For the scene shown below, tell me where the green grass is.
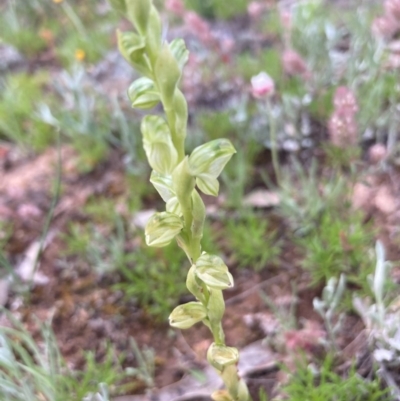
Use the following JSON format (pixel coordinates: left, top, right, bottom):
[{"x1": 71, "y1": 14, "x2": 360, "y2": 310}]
[
  {"x1": 114, "y1": 240, "x2": 188, "y2": 321},
  {"x1": 282, "y1": 354, "x2": 390, "y2": 401},
  {"x1": 0, "y1": 311, "x2": 130, "y2": 401},
  {"x1": 0, "y1": 73, "x2": 55, "y2": 150},
  {"x1": 183, "y1": 0, "x2": 248, "y2": 19},
  {"x1": 226, "y1": 210, "x2": 281, "y2": 272},
  {"x1": 296, "y1": 209, "x2": 374, "y2": 290}
]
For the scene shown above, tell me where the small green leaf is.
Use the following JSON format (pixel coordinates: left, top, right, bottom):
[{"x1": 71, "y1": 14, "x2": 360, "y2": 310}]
[
  {"x1": 145, "y1": 212, "x2": 183, "y2": 247},
  {"x1": 155, "y1": 43, "x2": 181, "y2": 107},
  {"x1": 145, "y1": 6, "x2": 162, "y2": 63},
  {"x1": 126, "y1": 0, "x2": 151, "y2": 35},
  {"x1": 128, "y1": 77, "x2": 160, "y2": 109},
  {"x1": 169, "y1": 302, "x2": 207, "y2": 329}
]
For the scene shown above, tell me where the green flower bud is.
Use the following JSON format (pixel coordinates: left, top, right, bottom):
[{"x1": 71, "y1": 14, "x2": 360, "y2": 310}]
[
  {"x1": 145, "y1": 212, "x2": 183, "y2": 247},
  {"x1": 141, "y1": 115, "x2": 178, "y2": 174},
  {"x1": 211, "y1": 390, "x2": 234, "y2": 401},
  {"x1": 189, "y1": 139, "x2": 236, "y2": 196},
  {"x1": 117, "y1": 30, "x2": 150, "y2": 77},
  {"x1": 195, "y1": 253, "x2": 233, "y2": 290},
  {"x1": 128, "y1": 77, "x2": 160, "y2": 109},
  {"x1": 169, "y1": 38, "x2": 189, "y2": 71},
  {"x1": 155, "y1": 43, "x2": 181, "y2": 107},
  {"x1": 126, "y1": 0, "x2": 151, "y2": 35},
  {"x1": 207, "y1": 343, "x2": 239, "y2": 372},
  {"x1": 169, "y1": 301, "x2": 207, "y2": 329}
]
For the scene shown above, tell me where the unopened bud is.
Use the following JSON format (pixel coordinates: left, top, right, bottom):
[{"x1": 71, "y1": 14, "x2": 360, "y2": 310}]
[
  {"x1": 195, "y1": 253, "x2": 233, "y2": 290},
  {"x1": 145, "y1": 212, "x2": 183, "y2": 247},
  {"x1": 207, "y1": 343, "x2": 239, "y2": 372},
  {"x1": 282, "y1": 49, "x2": 308, "y2": 77},
  {"x1": 251, "y1": 71, "x2": 274, "y2": 98},
  {"x1": 128, "y1": 77, "x2": 160, "y2": 109},
  {"x1": 369, "y1": 143, "x2": 387, "y2": 164},
  {"x1": 169, "y1": 302, "x2": 207, "y2": 329}
]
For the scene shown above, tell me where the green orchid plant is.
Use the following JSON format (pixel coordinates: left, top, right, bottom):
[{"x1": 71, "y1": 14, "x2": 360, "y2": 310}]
[{"x1": 111, "y1": 0, "x2": 250, "y2": 400}]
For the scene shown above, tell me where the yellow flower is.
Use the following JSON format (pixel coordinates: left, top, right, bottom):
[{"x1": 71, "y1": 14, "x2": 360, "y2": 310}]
[
  {"x1": 75, "y1": 49, "x2": 85, "y2": 61},
  {"x1": 53, "y1": 0, "x2": 63, "y2": 3}
]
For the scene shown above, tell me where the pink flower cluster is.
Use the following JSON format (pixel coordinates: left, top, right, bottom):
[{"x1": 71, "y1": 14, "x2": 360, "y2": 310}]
[
  {"x1": 328, "y1": 87, "x2": 359, "y2": 147},
  {"x1": 247, "y1": 2, "x2": 267, "y2": 19},
  {"x1": 165, "y1": 0, "x2": 233, "y2": 62},
  {"x1": 282, "y1": 49, "x2": 309, "y2": 79},
  {"x1": 372, "y1": 0, "x2": 400, "y2": 39},
  {"x1": 284, "y1": 321, "x2": 325, "y2": 352}
]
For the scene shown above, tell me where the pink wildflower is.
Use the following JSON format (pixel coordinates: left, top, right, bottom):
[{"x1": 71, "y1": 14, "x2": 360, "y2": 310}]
[
  {"x1": 385, "y1": 0, "x2": 400, "y2": 22},
  {"x1": 184, "y1": 11, "x2": 212, "y2": 44},
  {"x1": 247, "y1": 2, "x2": 266, "y2": 19},
  {"x1": 282, "y1": 49, "x2": 309, "y2": 78},
  {"x1": 333, "y1": 86, "x2": 358, "y2": 115},
  {"x1": 280, "y1": 10, "x2": 292, "y2": 31},
  {"x1": 285, "y1": 321, "x2": 325, "y2": 352},
  {"x1": 372, "y1": 15, "x2": 399, "y2": 39},
  {"x1": 369, "y1": 143, "x2": 387, "y2": 164},
  {"x1": 165, "y1": 0, "x2": 185, "y2": 16},
  {"x1": 251, "y1": 72, "x2": 275, "y2": 98},
  {"x1": 328, "y1": 87, "x2": 359, "y2": 147},
  {"x1": 328, "y1": 112, "x2": 358, "y2": 147}
]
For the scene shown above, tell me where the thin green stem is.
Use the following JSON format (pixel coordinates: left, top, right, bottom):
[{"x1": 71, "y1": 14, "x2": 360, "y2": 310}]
[
  {"x1": 266, "y1": 99, "x2": 281, "y2": 186},
  {"x1": 165, "y1": 107, "x2": 185, "y2": 162}
]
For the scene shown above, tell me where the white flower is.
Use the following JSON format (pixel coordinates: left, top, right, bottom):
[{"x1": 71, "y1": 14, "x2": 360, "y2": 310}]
[{"x1": 251, "y1": 71, "x2": 274, "y2": 98}]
